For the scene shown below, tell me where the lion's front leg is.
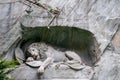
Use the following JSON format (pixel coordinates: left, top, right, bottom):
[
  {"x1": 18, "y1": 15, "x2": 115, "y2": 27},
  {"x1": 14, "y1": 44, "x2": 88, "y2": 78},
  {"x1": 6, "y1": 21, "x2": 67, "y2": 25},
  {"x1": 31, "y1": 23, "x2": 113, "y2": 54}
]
[{"x1": 38, "y1": 57, "x2": 53, "y2": 74}]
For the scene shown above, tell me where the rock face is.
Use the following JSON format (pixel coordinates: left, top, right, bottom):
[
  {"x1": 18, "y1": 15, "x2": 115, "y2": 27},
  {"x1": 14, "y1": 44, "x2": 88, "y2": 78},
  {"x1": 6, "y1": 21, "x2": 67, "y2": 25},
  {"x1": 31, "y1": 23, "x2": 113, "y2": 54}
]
[
  {"x1": 11, "y1": 64, "x2": 93, "y2": 80},
  {"x1": 20, "y1": 25, "x2": 101, "y2": 66},
  {"x1": 0, "y1": 0, "x2": 119, "y2": 54},
  {"x1": 10, "y1": 64, "x2": 38, "y2": 80},
  {"x1": 10, "y1": 44, "x2": 94, "y2": 80},
  {"x1": 93, "y1": 50, "x2": 120, "y2": 80},
  {"x1": 112, "y1": 27, "x2": 120, "y2": 54},
  {"x1": 41, "y1": 64, "x2": 93, "y2": 79},
  {"x1": 0, "y1": 0, "x2": 120, "y2": 80}
]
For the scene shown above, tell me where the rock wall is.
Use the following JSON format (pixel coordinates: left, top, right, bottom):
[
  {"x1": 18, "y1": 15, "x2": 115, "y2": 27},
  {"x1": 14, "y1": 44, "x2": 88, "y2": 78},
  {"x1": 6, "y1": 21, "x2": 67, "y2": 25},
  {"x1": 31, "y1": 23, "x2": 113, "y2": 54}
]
[
  {"x1": 0, "y1": 0, "x2": 120, "y2": 80},
  {"x1": 0, "y1": 0, "x2": 120, "y2": 53}
]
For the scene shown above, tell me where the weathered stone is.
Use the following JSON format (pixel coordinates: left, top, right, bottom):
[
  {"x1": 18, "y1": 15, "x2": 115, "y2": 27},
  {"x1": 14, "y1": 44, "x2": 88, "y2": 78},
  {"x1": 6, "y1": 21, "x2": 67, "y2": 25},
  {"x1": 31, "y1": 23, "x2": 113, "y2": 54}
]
[
  {"x1": 10, "y1": 64, "x2": 39, "y2": 80},
  {"x1": 112, "y1": 27, "x2": 120, "y2": 54},
  {"x1": 92, "y1": 49, "x2": 120, "y2": 80},
  {"x1": 15, "y1": 45, "x2": 25, "y2": 64},
  {"x1": 65, "y1": 62, "x2": 85, "y2": 70},
  {"x1": 10, "y1": 63, "x2": 93, "y2": 80},
  {"x1": 0, "y1": 0, "x2": 119, "y2": 54},
  {"x1": 0, "y1": 0, "x2": 120, "y2": 80},
  {"x1": 40, "y1": 63, "x2": 93, "y2": 79},
  {"x1": 65, "y1": 51, "x2": 81, "y2": 61},
  {"x1": 20, "y1": 25, "x2": 100, "y2": 66},
  {"x1": 25, "y1": 61, "x2": 42, "y2": 68}
]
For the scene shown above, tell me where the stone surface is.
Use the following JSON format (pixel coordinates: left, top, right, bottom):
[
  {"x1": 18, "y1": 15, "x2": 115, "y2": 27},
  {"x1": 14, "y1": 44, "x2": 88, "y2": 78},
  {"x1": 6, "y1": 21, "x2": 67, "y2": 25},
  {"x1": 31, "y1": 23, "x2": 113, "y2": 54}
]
[
  {"x1": 41, "y1": 64, "x2": 93, "y2": 79},
  {"x1": 10, "y1": 63, "x2": 93, "y2": 80},
  {"x1": 112, "y1": 27, "x2": 120, "y2": 54},
  {"x1": 10, "y1": 64, "x2": 39, "y2": 80},
  {"x1": 93, "y1": 49, "x2": 120, "y2": 80},
  {"x1": 0, "y1": 0, "x2": 120, "y2": 80},
  {"x1": 10, "y1": 42, "x2": 93, "y2": 80},
  {"x1": 25, "y1": 61, "x2": 42, "y2": 68},
  {"x1": 0, "y1": 0, "x2": 120, "y2": 54}
]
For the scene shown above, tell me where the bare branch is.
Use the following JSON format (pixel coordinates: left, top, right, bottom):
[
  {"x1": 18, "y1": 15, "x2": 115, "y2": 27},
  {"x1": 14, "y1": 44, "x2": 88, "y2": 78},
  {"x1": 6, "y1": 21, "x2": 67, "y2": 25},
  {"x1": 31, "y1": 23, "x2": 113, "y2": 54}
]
[
  {"x1": 48, "y1": 15, "x2": 56, "y2": 26},
  {"x1": 26, "y1": 0, "x2": 47, "y2": 10},
  {"x1": 25, "y1": 0, "x2": 60, "y2": 15},
  {"x1": 25, "y1": 0, "x2": 61, "y2": 27}
]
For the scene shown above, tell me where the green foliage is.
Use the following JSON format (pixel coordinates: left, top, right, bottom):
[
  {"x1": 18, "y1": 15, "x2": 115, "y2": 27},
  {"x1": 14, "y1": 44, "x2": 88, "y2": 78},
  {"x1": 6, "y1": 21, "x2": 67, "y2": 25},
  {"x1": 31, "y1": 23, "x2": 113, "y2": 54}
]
[{"x1": 0, "y1": 59, "x2": 18, "y2": 80}]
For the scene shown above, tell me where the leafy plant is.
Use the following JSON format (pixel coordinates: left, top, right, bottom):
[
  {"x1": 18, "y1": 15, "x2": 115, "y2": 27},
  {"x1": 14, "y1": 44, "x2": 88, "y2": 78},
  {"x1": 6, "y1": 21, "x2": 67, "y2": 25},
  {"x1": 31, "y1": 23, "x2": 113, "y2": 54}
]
[{"x1": 0, "y1": 59, "x2": 19, "y2": 80}]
